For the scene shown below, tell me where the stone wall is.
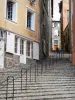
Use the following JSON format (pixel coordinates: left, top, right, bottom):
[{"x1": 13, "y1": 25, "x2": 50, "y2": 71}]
[{"x1": 4, "y1": 53, "x2": 20, "y2": 68}]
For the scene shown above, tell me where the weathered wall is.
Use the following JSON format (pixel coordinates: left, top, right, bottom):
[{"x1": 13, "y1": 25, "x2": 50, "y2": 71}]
[
  {"x1": 60, "y1": 0, "x2": 69, "y2": 49},
  {"x1": 62, "y1": 0, "x2": 69, "y2": 31},
  {"x1": 4, "y1": 53, "x2": 20, "y2": 68},
  {"x1": 72, "y1": 0, "x2": 75, "y2": 65},
  {"x1": 39, "y1": 0, "x2": 52, "y2": 59}
]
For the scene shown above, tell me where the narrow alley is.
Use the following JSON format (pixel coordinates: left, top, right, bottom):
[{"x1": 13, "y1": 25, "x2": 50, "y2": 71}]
[{"x1": 0, "y1": 0, "x2": 75, "y2": 100}]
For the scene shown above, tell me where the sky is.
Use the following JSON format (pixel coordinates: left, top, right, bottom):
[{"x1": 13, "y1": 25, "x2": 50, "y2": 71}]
[{"x1": 52, "y1": 0, "x2": 62, "y2": 21}]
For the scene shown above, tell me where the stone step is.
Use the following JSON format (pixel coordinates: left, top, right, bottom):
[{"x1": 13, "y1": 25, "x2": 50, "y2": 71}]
[
  {"x1": 0, "y1": 58, "x2": 74, "y2": 100},
  {"x1": 1, "y1": 90, "x2": 75, "y2": 100}
]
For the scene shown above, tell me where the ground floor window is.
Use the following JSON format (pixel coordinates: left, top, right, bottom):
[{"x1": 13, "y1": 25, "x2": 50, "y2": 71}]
[
  {"x1": 26, "y1": 41, "x2": 33, "y2": 58},
  {"x1": 27, "y1": 41, "x2": 31, "y2": 57},
  {"x1": 15, "y1": 36, "x2": 18, "y2": 53},
  {"x1": 20, "y1": 39, "x2": 24, "y2": 55}
]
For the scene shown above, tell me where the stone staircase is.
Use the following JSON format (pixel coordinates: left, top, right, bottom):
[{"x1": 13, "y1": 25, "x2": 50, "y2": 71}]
[{"x1": 0, "y1": 55, "x2": 75, "y2": 100}]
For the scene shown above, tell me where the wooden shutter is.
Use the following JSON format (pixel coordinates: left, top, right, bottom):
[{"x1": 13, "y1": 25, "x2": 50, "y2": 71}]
[
  {"x1": 6, "y1": 32, "x2": 15, "y2": 53},
  {"x1": 33, "y1": 42, "x2": 39, "y2": 60}
]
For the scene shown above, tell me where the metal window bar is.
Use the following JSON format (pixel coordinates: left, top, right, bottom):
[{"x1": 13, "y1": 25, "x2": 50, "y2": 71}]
[{"x1": 6, "y1": 76, "x2": 14, "y2": 100}]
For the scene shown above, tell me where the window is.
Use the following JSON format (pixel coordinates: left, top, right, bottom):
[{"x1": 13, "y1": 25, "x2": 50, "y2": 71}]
[
  {"x1": 27, "y1": 41, "x2": 30, "y2": 57},
  {"x1": 28, "y1": 0, "x2": 36, "y2": 4},
  {"x1": 26, "y1": 41, "x2": 32, "y2": 57},
  {"x1": 6, "y1": 0, "x2": 17, "y2": 22},
  {"x1": 54, "y1": 40, "x2": 58, "y2": 45},
  {"x1": 20, "y1": 39, "x2": 24, "y2": 54},
  {"x1": 27, "y1": 10, "x2": 35, "y2": 30},
  {"x1": 27, "y1": 12, "x2": 32, "y2": 29},
  {"x1": 54, "y1": 22, "x2": 57, "y2": 27},
  {"x1": 15, "y1": 36, "x2": 18, "y2": 53},
  {"x1": 7, "y1": 1, "x2": 13, "y2": 20}
]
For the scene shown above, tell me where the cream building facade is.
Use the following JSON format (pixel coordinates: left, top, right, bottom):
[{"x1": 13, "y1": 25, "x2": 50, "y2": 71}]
[{"x1": 0, "y1": 0, "x2": 40, "y2": 68}]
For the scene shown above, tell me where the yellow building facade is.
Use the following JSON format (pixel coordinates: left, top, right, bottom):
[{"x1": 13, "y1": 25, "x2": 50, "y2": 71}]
[
  {"x1": 0, "y1": 0, "x2": 39, "y2": 41},
  {"x1": 0, "y1": 0, "x2": 40, "y2": 68}
]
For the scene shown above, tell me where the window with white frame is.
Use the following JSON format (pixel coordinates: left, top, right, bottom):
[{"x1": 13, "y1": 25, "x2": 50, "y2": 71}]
[
  {"x1": 6, "y1": 0, "x2": 17, "y2": 22},
  {"x1": 54, "y1": 40, "x2": 58, "y2": 45},
  {"x1": 26, "y1": 41, "x2": 32, "y2": 57},
  {"x1": 27, "y1": 10, "x2": 35, "y2": 30},
  {"x1": 15, "y1": 36, "x2": 18, "y2": 53},
  {"x1": 20, "y1": 39, "x2": 24, "y2": 55}
]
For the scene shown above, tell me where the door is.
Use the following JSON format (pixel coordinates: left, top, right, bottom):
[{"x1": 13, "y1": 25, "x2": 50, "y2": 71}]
[
  {"x1": 20, "y1": 40, "x2": 26, "y2": 64},
  {"x1": 0, "y1": 40, "x2": 4, "y2": 68}
]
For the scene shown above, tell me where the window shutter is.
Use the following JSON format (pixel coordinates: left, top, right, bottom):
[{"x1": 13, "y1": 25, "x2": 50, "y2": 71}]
[
  {"x1": 13, "y1": 2, "x2": 17, "y2": 22},
  {"x1": 20, "y1": 40, "x2": 26, "y2": 64},
  {"x1": 6, "y1": 32, "x2": 15, "y2": 53},
  {"x1": 31, "y1": 14, "x2": 35, "y2": 30},
  {"x1": 33, "y1": 42, "x2": 39, "y2": 60}
]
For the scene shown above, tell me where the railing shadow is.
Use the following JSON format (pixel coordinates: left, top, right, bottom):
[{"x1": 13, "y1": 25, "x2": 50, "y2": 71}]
[{"x1": 2, "y1": 51, "x2": 66, "y2": 100}]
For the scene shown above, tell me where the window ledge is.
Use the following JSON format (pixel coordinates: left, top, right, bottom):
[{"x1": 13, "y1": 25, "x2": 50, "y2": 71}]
[
  {"x1": 6, "y1": 18, "x2": 17, "y2": 24},
  {"x1": 13, "y1": 53, "x2": 20, "y2": 56},
  {"x1": 26, "y1": 27, "x2": 35, "y2": 32}
]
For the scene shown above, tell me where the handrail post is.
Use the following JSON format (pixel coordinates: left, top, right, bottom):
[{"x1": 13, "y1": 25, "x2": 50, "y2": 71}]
[
  {"x1": 21, "y1": 68, "x2": 27, "y2": 90},
  {"x1": 6, "y1": 76, "x2": 14, "y2": 100},
  {"x1": 37, "y1": 61, "x2": 38, "y2": 76},
  {"x1": 56, "y1": 52, "x2": 57, "y2": 64},
  {"x1": 41, "y1": 62, "x2": 43, "y2": 76},
  {"x1": 26, "y1": 70, "x2": 27, "y2": 90},
  {"x1": 47, "y1": 58, "x2": 48, "y2": 69},
  {"x1": 35, "y1": 63, "x2": 36, "y2": 82},
  {"x1": 51, "y1": 55, "x2": 52, "y2": 66},
  {"x1": 49, "y1": 58, "x2": 51, "y2": 68},
  {"x1": 61, "y1": 51, "x2": 62, "y2": 60},
  {"x1": 12, "y1": 77, "x2": 14, "y2": 100},
  {"x1": 45, "y1": 59, "x2": 47, "y2": 70},
  {"x1": 30, "y1": 65, "x2": 31, "y2": 83},
  {"x1": 6, "y1": 77, "x2": 8, "y2": 100},
  {"x1": 21, "y1": 69, "x2": 22, "y2": 91}
]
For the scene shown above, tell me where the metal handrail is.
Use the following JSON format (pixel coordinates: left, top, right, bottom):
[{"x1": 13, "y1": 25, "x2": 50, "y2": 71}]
[
  {"x1": 35, "y1": 63, "x2": 37, "y2": 82},
  {"x1": 1, "y1": 53, "x2": 66, "y2": 100},
  {"x1": 6, "y1": 76, "x2": 14, "y2": 100},
  {"x1": 21, "y1": 68, "x2": 27, "y2": 90}
]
